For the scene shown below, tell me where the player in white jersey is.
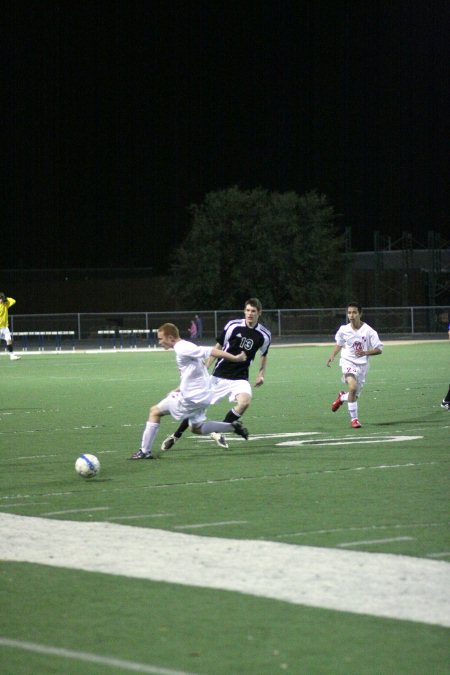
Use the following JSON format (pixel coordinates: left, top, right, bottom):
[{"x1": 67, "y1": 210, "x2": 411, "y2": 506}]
[
  {"x1": 161, "y1": 297, "x2": 271, "y2": 450},
  {"x1": 326, "y1": 302, "x2": 383, "y2": 428},
  {"x1": 129, "y1": 323, "x2": 249, "y2": 459}
]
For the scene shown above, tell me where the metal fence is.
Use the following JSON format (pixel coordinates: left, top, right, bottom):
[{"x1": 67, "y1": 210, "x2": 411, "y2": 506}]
[{"x1": 7, "y1": 306, "x2": 449, "y2": 351}]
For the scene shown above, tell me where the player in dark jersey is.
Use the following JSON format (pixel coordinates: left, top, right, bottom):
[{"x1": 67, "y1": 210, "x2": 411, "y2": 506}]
[{"x1": 161, "y1": 298, "x2": 271, "y2": 450}]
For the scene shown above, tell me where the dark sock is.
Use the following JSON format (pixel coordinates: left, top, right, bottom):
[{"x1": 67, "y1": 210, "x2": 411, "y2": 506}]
[
  {"x1": 7, "y1": 345, "x2": 13, "y2": 353},
  {"x1": 223, "y1": 409, "x2": 241, "y2": 424},
  {"x1": 174, "y1": 418, "x2": 189, "y2": 438},
  {"x1": 445, "y1": 385, "x2": 450, "y2": 402}
]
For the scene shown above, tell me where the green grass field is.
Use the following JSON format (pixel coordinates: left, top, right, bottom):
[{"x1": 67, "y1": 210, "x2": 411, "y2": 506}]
[{"x1": 1, "y1": 342, "x2": 449, "y2": 674}]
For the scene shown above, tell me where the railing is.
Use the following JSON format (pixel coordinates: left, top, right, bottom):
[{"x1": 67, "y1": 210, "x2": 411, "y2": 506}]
[{"x1": 6, "y1": 306, "x2": 449, "y2": 351}]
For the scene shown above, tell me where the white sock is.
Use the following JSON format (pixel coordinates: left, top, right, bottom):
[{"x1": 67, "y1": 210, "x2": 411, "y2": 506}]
[
  {"x1": 347, "y1": 402, "x2": 358, "y2": 420},
  {"x1": 341, "y1": 393, "x2": 349, "y2": 402},
  {"x1": 200, "y1": 421, "x2": 234, "y2": 435},
  {"x1": 141, "y1": 422, "x2": 159, "y2": 453}
]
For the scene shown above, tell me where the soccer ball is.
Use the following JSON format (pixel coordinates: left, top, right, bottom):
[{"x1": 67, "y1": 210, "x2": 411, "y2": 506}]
[{"x1": 75, "y1": 453, "x2": 100, "y2": 478}]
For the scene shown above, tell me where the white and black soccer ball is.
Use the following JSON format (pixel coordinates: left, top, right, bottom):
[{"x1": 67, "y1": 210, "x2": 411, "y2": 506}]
[{"x1": 75, "y1": 453, "x2": 100, "y2": 478}]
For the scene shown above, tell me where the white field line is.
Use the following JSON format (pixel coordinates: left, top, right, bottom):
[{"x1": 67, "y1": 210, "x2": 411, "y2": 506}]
[
  {"x1": 173, "y1": 520, "x2": 248, "y2": 530},
  {"x1": 338, "y1": 536, "x2": 415, "y2": 547},
  {"x1": 277, "y1": 521, "x2": 445, "y2": 538},
  {"x1": 277, "y1": 435, "x2": 423, "y2": 446},
  {"x1": 0, "y1": 502, "x2": 51, "y2": 508},
  {"x1": 108, "y1": 513, "x2": 176, "y2": 520},
  {"x1": 41, "y1": 507, "x2": 110, "y2": 516},
  {"x1": 195, "y1": 432, "x2": 426, "y2": 447},
  {"x1": 1, "y1": 513, "x2": 449, "y2": 628},
  {"x1": 198, "y1": 432, "x2": 320, "y2": 442},
  {"x1": 0, "y1": 637, "x2": 196, "y2": 675}
]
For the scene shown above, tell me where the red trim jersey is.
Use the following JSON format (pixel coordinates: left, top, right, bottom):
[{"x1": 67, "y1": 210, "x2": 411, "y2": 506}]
[{"x1": 335, "y1": 321, "x2": 383, "y2": 366}]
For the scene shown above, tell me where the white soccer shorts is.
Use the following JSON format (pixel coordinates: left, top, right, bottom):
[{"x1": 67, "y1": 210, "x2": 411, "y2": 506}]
[
  {"x1": 209, "y1": 376, "x2": 252, "y2": 405},
  {"x1": 0, "y1": 327, "x2": 12, "y2": 342},
  {"x1": 339, "y1": 358, "x2": 369, "y2": 395},
  {"x1": 157, "y1": 389, "x2": 210, "y2": 425}
]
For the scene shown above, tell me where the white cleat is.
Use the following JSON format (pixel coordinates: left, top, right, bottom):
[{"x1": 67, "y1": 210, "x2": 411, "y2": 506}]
[
  {"x1": 210, "y1": 432, "x2": 229, "y2": 449},
  {"x1": 9, "y1": 354, "x2": 21, "y2": 360}
]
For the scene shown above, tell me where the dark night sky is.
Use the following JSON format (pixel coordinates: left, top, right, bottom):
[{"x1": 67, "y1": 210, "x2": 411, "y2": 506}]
[{"x1": 4, "y1": 1, "x2": 450, "y2": 273}]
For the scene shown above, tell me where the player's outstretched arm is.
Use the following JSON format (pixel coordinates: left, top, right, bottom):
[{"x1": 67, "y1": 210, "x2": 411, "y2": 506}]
[
  {"x1": 326, "y1": 345, "x2": 341, "y2": 367},
  {"x1": 205, "y1": 342, "x2": 221, "y2": 369},
  {"x1": 211, "y1": 347, "x2": 246, "y2": 363}
]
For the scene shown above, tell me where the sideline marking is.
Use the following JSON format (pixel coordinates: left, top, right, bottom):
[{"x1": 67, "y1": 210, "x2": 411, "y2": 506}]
[
  {"x1": 0, "y1": 637, "x2": 196, "y2": 675},
  {"x1": 1, "y1": 513, "x2": 449, "y2": 628}
]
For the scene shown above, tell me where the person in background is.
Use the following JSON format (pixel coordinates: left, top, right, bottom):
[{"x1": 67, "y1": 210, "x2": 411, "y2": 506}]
[
  {"x1": 195, "y1": 314, "x2": 203, "y2": 339},
  {"x1": 128, "y1": 323, "x2": 249, "y2": 460},
  {"x1": 188, "y1": 318, "x2": 197, "y2": 340},
  {"x1": 0, "y1": 293, "x2": 21, "y2": 360},
  {"x1": 326, "y1": 301, "x2": 382, "y2": 428}
]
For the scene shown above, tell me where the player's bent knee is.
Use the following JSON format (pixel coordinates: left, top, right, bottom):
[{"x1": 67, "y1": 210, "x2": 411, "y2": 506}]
[{"x1": 236, "y1": 396, "x2": 251, "y2": 413}]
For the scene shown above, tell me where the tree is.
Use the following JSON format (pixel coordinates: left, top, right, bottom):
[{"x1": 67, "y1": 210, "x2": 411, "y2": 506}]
[{"x1": 168, "y1": 186, "x2": 347, "y2": 308}]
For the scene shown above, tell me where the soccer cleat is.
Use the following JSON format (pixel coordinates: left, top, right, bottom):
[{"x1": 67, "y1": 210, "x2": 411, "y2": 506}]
[
  {"x1": 440, "y1": 400, "x2": 450, "y2": 410},
  {"x1": 128, "y1": 449, "x2": 154, "y2": 460},
  {"x1": 161, "y1": 434, "x2": 178, "y2": 451},
  {"x1": 331, "y1": 391, "x2": 345, "y2": 412},
  {"x1": 232, "y1": 420, "x2": 249, "y2": 440},
  {"x1": 9, "y1": 354, "x2": 21, "y2": 361},
  {"x1": 351, "y1": 419, "x2": 362, "y2": 428},
  {"x1": 210, "y1": 432, "x2": 229, "y2": 449}
]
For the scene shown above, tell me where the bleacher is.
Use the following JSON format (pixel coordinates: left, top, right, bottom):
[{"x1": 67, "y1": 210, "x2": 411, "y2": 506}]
[
  {"x1": 11, "y1": 329, "x2": 159, "y2": 351},
  {"x1": 97, "y1": 329, "x2": 158, "y2": 349},
  {"x1": 13, "y1": 331, "x2": 75, "y2": 351}
]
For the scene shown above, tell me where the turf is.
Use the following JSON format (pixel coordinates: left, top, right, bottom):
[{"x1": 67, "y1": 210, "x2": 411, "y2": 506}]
[{"x1": 1, "y1": 343, "x2": 449, "y2": 674}]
